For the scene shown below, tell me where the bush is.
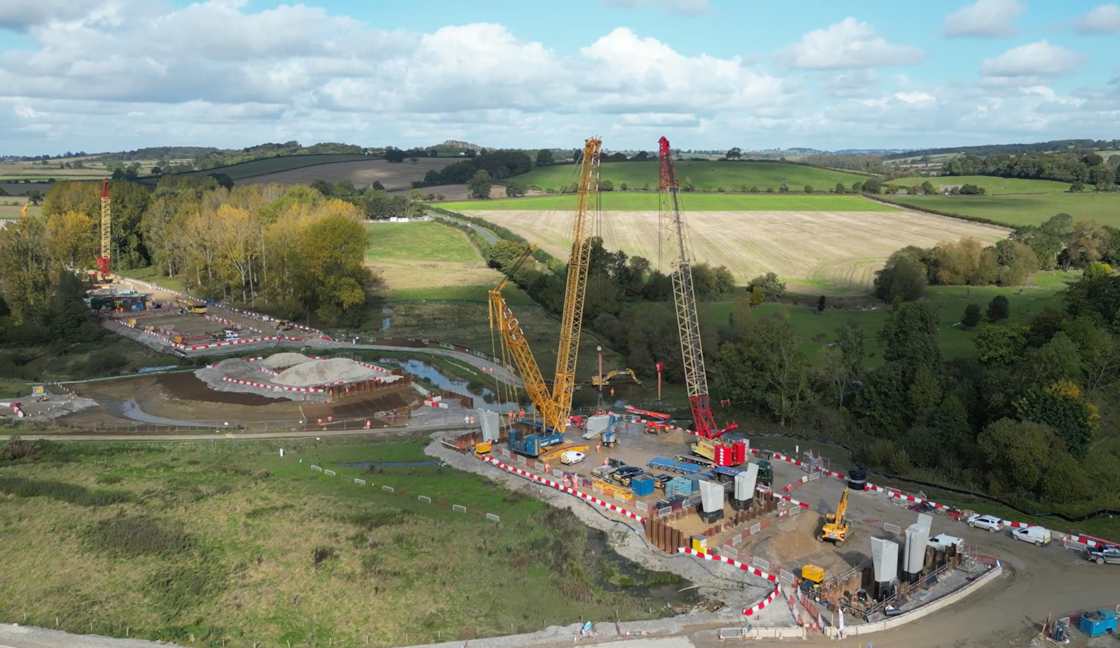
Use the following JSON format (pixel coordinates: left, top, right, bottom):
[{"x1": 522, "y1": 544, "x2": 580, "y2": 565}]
[
  {"x1": 987, "y1": 295, "x2": 1010, "y2": 322},
  {"x1": 0, "y1": 476, "x2": 133, "y2": 506},
  {"x1": 83, "y1": 514, "x2": 195, "y2": 557},
  {"x1": 86, "y1": 349, "x2": 128, "y2": 376},
  {"x1": 0, "y1": 438, "x2": 41, "y2": 461}
]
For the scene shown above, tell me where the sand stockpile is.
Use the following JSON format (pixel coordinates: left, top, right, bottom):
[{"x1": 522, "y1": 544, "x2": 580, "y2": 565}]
[
  {"x1": 272, "y1": 358, "x2": 377, "y2": 387},
  {"x1": 262, "y1": 352, "x2": 312, "y2": 370}
]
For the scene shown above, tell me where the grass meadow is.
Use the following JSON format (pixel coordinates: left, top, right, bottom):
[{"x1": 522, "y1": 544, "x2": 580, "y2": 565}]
[
  {"x1": 923, "y1": 176, "x2": 1073, "y2": 194},
  {"x1": 364, "y1": 221, "x2": 506, "y2": 299},
  {"x1": 0, "y1": 437, "x2": 669, "y2": 648},
  {"x1": 890, "y1": 192, "x2": 1120, "y2": 229},
  {"x1": 515, "y1": 160, "x2": 869, "y2": 193}
]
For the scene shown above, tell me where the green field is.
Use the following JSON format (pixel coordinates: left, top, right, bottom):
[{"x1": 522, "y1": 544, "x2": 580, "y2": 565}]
[
  {"x1": 157, "y1": 154, "x2": 372, "y2": 183},
  {"x1": 708, "y1": 279, "x2": 1070, "y2": 367},
  {"x1": 442, "y1": 193, "x2": 896, "y2": 212},
  {"x1": 891, "y1": 192, "x2": 1120, "y2": 228},
  {"x1": 0, "y1": 437, "x2": 666, "y2": 648},
  {"x1": 517, "y1": 160, "x2": 868, "y2": 193},
  {"x1": 920, "y1": 176, "x2": 1072, "y2": 194},
  {"x1": 365, "y1": 221, "x2": 479, "y2": 263},
  {"x1": 117, "y1": 265, "x2": 186, "y2": 293}
]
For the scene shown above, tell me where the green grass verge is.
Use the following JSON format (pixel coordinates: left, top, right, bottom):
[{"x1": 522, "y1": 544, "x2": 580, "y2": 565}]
[
  {"x1": 442, "y1": 194, "x2": 896, "y2": 212},
  {"x1": 365, "y1": 221, "x2": 480, "y2": 263},
  {"x1": 116, "y1": 265, "x2": 186, "y2": 293},
  {"x1": 708, "y1": 283, "x2": 1068, "y2": 367},
  {"x1": 0, "y1": 438, "x2": 668, "y2": 647},
  {"x1": 517, "y1": 160, "x2": 869, "y2": 192},
  {"x1": 889, "y1": 192, "x2": 1120, "y2": 228}
]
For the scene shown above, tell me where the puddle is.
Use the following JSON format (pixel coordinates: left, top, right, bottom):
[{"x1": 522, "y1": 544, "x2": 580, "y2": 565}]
[
  {"x1": 378, "y1": 357, "x2": 519, "y2": 412},
  {"x1": 334, "y1": 461, "x2": 439, "y2": 468},
  {"x1": 585, "y1": 529, "x2": 697, "y2": 614}
]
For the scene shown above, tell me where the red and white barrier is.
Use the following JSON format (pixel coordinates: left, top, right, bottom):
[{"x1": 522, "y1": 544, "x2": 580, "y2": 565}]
[
  {"x1": 188, "y1": 335, "x2": 287, "y2": 351},
  {"x1": 780, "y1": 495, "x2": 810, "y2": 509},
  {"x1": 423, "y1": 399, "x2": 449, "y2": 409},
  {"x1": 222, "y1": 377, "x2": 324, "y2": 394},
  {"x1": 480, "y1": 456, "x2": 644, "y2": 523},
  {"x1": 677, "y1": 547, "x2": 781, "y2": 616}
]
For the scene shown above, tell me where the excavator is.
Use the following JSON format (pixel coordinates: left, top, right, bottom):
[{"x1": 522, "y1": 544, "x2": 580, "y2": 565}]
[
  {"x1": 658, "y1": 137, "x2": 744, "y2": 467},
  {"x1": 821, "y1": 487, "x2": 851, "y2": 545},
  {"x1": 590, "y1": 368, "x2": 641, "y2": 388},
  {"x1": 489, "y1": 137, "x2": 602, "y2": 457}
]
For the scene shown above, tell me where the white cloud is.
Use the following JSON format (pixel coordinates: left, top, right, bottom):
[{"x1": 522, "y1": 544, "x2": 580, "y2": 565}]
[
  {"x1": 602, "y1": 0, "x2": 708, "y2": 16},
  {"x1": 1073, "y1": 4, "x2": 1120, "y2": 34},
  {"x1": 775, "y1": 18, "x2": 926, "y2": 70},
  {"x1": 942, "y1": 0, "x2": 1026, "y2": 38},
  {"x1": 0, "y1": 0, "x2": 93, "y2": 32},
  {"x1": 980, "y1": 41, "x2": 1085, "y2": 77},
  {"x1": 0, "y1": 1, "x2": 1117, "y2": 154}
]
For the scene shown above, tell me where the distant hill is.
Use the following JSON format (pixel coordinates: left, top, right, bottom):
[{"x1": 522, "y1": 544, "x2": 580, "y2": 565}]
[{"x1": 883, "y1": 139, "x2": 1120, "y2": 161}]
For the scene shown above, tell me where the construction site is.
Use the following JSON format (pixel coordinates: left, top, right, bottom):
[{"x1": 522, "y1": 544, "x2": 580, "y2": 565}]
[{"x1": 5, "y1": 139, "x2": 1116, "y2": 647}]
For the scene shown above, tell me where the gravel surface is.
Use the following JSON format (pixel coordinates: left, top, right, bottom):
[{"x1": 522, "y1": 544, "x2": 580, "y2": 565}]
[
  {"x1": 273, "y1": 358, "x2": 378, "y2": 386},
  {"x1": 0, "y1": 624, "x2": 181, "y2": 648},
  {"x1": 261, "y1": 352, "x2": 312, "y2": 369}
]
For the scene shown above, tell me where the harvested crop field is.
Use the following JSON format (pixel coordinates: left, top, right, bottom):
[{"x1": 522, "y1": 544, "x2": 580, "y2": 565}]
[
  {"x1": 239, "y1": 158, "x2": 453, "y2": 190},
  {"x1": 460, "y1": 209, "x2": 1011, "y2": 292}
]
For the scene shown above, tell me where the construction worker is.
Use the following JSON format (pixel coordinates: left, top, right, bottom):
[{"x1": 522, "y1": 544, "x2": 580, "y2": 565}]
[{"x1": 596, "y1": 443, "x2": 601, "y2": 454}]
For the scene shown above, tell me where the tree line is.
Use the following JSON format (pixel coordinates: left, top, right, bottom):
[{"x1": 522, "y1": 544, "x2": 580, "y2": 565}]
[
  {"x1": 884, "y1": 139, "x2": 1120, "y2": 160},
  {"x1": 712, "y1": 269, "x2": 1120, "y2": 509},
  {"x1": 941, "y1": 152, "x2": 1120, "y2": 188},
  {"x1": 1, "y1": 177, "x2": 376, "y2": 326},
  {"x1": 412, "y1": 151, "x2": 534, "y2": 188}
]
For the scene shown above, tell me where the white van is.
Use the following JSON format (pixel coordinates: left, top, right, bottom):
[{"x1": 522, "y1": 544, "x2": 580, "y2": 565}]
[
  {"x1": 928, "y1": 534, "x2": 965, "y2": 551},
  {"x1": 1011, "y1": 526, "x2": 1051, "y2": 547}
]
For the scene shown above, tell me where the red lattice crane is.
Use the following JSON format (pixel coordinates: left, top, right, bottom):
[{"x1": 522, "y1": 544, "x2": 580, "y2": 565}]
[
  {"x1": 658, "y1": 136, "x2": 738, "y2": 442},
  {"x1": 97, "y1": 179, "x2": 111, "y2": 280}
]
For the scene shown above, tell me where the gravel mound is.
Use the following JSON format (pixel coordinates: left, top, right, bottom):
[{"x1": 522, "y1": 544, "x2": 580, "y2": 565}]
[
  {"x1": 272, "y1": 358, "x2": 377, "y2": 387},
  {"x1": 262, "y1": 352, "x2": 312, "y2": 370}
]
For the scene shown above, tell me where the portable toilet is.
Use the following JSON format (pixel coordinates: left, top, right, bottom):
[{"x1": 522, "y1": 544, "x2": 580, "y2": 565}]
[{"x1": 691, "y1": 535, "x2": 708, "y2": 552}]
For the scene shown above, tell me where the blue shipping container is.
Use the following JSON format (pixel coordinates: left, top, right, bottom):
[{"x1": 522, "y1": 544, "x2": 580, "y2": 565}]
[
  {"x1": 666, "y1": 476, "x2": 694, "y2": 498},
  {"x1": 631, "y1": 475, "x2": 655, "y2": 497}
]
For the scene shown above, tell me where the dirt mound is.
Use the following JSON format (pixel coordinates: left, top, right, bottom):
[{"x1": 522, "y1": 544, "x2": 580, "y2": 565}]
[
  {"x1": 262, "y1": 352, "x2": 312, "y2": 370},
  {"x1": 754, "y1": 510, "x2": 823, "y2": 564},
  {"x1": 273, "y1": 358, "x2": 377, "y2": 387}
]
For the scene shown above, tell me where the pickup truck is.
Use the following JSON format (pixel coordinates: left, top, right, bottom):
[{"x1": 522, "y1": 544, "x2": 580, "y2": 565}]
[{"x1": 1087, "y1": 545, "x2": 1120, "y2": 565}]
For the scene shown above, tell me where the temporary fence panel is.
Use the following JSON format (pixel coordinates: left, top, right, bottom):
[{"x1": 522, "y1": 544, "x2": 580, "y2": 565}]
[
  {"x1": 658, "y1": 507, "x2": 672, "y2": 517},
  {"x1": 418, "y1": 496, "x2": 431, "y2": 504},
  {"x1": 751, "y1": 523, "x2": 762, "y2": 534},
  {"x1": 753, "y1": 556, "x2": 771, "y2": 572},
  {"x1": 722, "y1": 545, "x2": 738, "y2": 559},
  {"x1": 324, "y1": 469, "x2": 336, "y2": 476},
  {"x1": 382, "y1": 486, "x2": 395, "y2": 493},
  {"x1": 635, "y1": 501, "x2": 649, "y2": 512},
  {"x1": 718, "y1": 628, "x2": 745, "y2": 641},
  {"x1": 790, "y1": 506, "x2": 801, "y2": 517},
  {"x1": 884, "y1": 522, "x2": 902, "y2": 535},
  {"x1": 311, "y1": 465, "x2": 322, "y2": 472},
  {"x1": 354, "y1": 479, "x2": 366, "y2": 486},
  {"x1": 486, "y1": 513, "x2": 500, "y2": 523},
  {"x1": 453, "y1": 505, "x2": 467, "y2": 513}
]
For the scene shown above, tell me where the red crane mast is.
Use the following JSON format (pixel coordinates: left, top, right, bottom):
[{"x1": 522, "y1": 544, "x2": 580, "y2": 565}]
[{"x1": 658, "y1": 136, "x2": 737, "y2": 440}]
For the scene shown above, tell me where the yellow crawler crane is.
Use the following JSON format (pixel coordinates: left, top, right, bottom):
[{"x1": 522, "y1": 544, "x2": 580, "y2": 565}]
[{"x1": 489, "y1": 137, "x2": 602, "y2": 436}]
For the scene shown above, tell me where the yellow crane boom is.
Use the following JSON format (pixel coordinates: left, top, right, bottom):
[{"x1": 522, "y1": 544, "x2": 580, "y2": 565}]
[{"x1": 489, "y1": 137, "x2": 602, "y2": 433}]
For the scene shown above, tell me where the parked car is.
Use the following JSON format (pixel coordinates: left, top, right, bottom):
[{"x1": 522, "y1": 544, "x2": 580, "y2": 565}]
[
  {"x1": 1087, "y1": 545, "x2": 1120, "y2": 565},
  {"x1": 966, "y1": 514, "x2": 1004, "y2": 533},
  {"x1": 560, "y1": 451, "x2": 585, "y2": 465},
  {"x1": 908, "y1": 501, "x2": 934, "y2": 513},
  {"x1": 1011, "y1": 526, "x2": 1051, "y2": 547},
  {"x1": 928, "y1": 534, "x2": 965, "y2": 552}
]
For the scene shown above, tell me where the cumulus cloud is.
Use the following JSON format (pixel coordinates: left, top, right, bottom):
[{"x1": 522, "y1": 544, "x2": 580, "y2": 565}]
[
  {"x1": 0, "y1": 0, "x2": 93, "y2": 32},
  {"x1": 0, "y1": 1, "x2": 1117, "y2": 153},
  {"x1": 980, "y1": 41, "x2": 1085, "y2": 77},
  {"x1": 775, "y1": 18, "x2": 926, "y2": 70},
  {"x1": 1072, "y1": 4, "x2": 1120, "y2": 34},
  {"x1": 942, "y1": 0, "x2": 1026, "y2": 38},
  {"x1": 602, "y1": 0, "x2": 708, "y2": 16}
]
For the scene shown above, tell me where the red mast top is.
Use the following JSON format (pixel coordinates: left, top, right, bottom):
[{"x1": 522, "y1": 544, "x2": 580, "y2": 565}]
[{"x1": 101, "y1": 179, "x2": 110, "y2": 199}]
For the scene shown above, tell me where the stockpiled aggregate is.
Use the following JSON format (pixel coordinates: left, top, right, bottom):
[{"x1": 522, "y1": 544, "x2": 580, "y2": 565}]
[{"x1": 272, "y1": 358, "x2": 377, "y2": 387}]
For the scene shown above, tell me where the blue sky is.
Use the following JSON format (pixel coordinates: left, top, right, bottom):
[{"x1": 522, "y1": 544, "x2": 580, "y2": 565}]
[{"x1": 0, "y1": 0, "x2": 1118, "y2": 155}]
